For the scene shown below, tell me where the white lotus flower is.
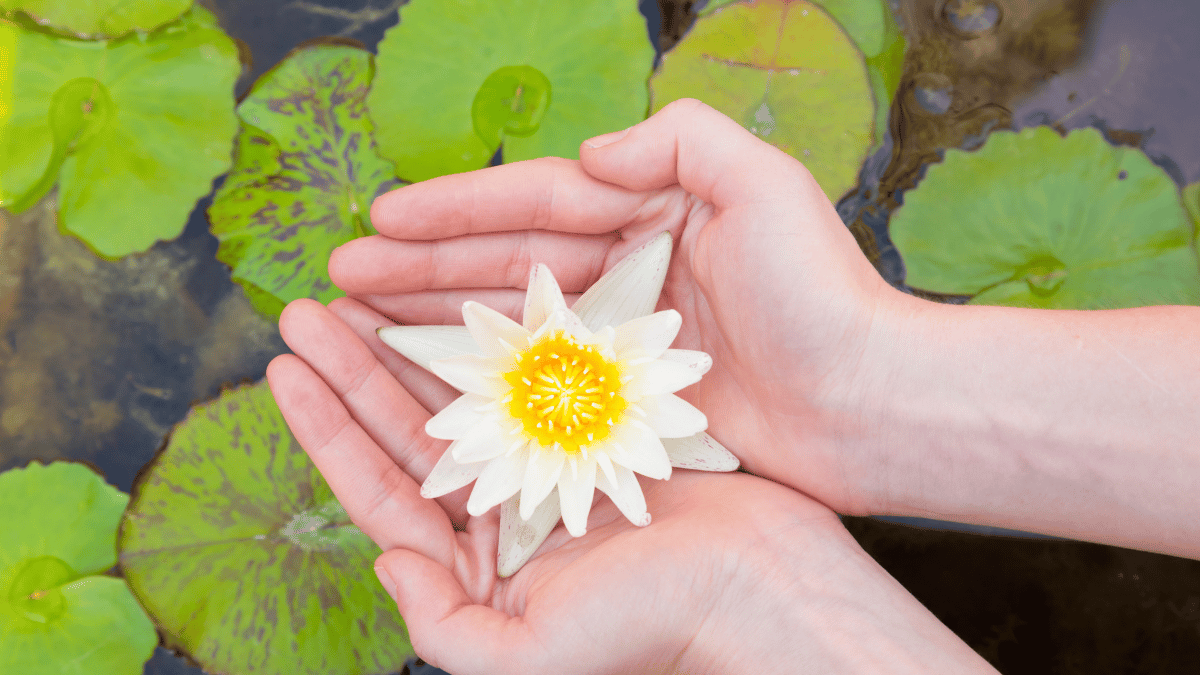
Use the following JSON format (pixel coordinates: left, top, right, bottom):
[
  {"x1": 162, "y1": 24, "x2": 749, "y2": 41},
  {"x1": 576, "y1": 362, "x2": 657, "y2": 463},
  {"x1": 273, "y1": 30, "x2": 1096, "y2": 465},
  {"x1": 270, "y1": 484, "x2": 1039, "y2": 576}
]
[{"x1": 378, "y1": 232, "x2": 739, "y2": 576}]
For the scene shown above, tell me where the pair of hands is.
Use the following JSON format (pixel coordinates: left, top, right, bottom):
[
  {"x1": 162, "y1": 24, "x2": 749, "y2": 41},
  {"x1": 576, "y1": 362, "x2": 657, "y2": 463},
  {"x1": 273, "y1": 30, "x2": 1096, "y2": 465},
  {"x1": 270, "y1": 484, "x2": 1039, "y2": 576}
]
[{"x1": 267, "y1": 100, "x2": 989, "y2": 673}]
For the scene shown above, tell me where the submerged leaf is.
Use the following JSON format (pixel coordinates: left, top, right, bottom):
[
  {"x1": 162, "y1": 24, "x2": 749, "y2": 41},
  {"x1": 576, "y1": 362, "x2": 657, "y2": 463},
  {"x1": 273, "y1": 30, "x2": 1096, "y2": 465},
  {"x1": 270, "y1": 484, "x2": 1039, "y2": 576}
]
[
  {"x1": 0, "y1": 462, "x2": 155, "y2": 675},
  {"x1": 368, "y1": 0, "x2": 653, "y2": 181},
  {"x1": 0, "y1": 0, "x2": 192, "y2": 38},
  {"x1": 119, "y1": 381, "x2": 412, "y2": 675},
  {"x1": 209, "y1": 43, "x2": 400, "y2": 319},
  {"x1": 0, "y1": 8, "x2": 239, "y2": 258},
  {"x1": 652, "y1": 0, "x2": 876, "y2": 201},
  {"x1": 891, "y1": 126, "x2": 1200, "y2": 308}
]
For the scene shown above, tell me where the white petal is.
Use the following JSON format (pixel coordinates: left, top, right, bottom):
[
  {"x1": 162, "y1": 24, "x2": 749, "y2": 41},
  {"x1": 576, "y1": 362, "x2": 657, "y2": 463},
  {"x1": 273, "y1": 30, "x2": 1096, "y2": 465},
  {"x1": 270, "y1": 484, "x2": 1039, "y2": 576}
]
[
  {"x1": 572, "y1": 231, "x2": 673, "y2": 331},
  {"x1": 497, "y1": 491, "x2": 559, "y2": 578},
  {"x1": 595, "y1": 462, "x2": 650, "y2": 527},
  {"x1": 450, "y1": 413, "x2": 512, "y2": 463},
  {"x1": 658, "y1": 349, "x2": 713, "y2": 375},
  {"x1": 624, "y1": 358, "x2": 704, "y2": 398},
  {"x1": 595, "y1": 450, "x2": 619, "y2": 489},
  {"x1": 638, "y1": 393, "x2": 708, "y2": 438},
  {"x1": 466, "y1": 450, "x2": 527, "y2": 516},
  {"x1": 607, "y1": 421, "x2": 672, "y2": 480},
  {"x1": 523, "y1": 263, "x2": 568, "y2": 331},
  {"x1": 519, "y1": 445, "x2": 565, "y2": 520},
  {"x1": 376, "y1": 325, "x2": 481, "y2": 371},
  {"x1": 425, "y1": 393, "x2": 492, "y2": 440},
  {"x1": 420, "y1": 447, "x2": 486, "y2": 498},
  {"x1": 612, "y1": 310, "x2": 682, "y2": 362},
  {"x1": 462, "y1": 301, "x2": 530, "y2": 358},
  {"x1": 557, "y1": 454, "x2": 598, "y2": 537},
  {"x1": 429, "y1": 354, "x2": 511, "y2": 397},
  {"x1": 663, "y1": 432, "x2": 740, "y2": 472}
]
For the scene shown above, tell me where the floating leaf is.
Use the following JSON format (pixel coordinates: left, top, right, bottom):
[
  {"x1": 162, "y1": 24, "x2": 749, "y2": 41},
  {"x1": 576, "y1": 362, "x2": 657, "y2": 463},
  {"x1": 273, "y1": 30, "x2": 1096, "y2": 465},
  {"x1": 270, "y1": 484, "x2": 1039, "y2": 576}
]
[
  {"x1": 1184, "y1": 181, "x2": 1200, "y2": 238},
  {"x1": 209, "y1": 43, "x2": 400, "y2": 320},
  {"x1": 0, "y1": 0, "x2": 192, "y2": 38},
  {"x1": 699, "y1": 0, "x2": 905, "y2": 150},
  {"x1": 368, "y1": 0, "x2": 654, "y2": 182},
  {"x1": 652, "y1": 0, "x2": 876, "y2": 200},
  {"x1": 119, "y1": 381, "x2": 412, "y2": 675},
  {"x1": 0, "y1": 7, "x2": 239, "y2": 258},
  {"x1": 891, "y1": 127, "x2": 1200, "y2": 308},
  {"x1": 0, "y1": 462, "x2": 156, "y2": 675}
]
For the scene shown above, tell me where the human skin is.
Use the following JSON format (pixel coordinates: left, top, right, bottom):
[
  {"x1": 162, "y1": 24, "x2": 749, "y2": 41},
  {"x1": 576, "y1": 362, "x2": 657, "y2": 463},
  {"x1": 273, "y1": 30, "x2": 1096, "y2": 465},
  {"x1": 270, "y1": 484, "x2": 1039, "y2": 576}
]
[{"x1": 268, "y1": 98, "x2": 1200, "y2": 671}]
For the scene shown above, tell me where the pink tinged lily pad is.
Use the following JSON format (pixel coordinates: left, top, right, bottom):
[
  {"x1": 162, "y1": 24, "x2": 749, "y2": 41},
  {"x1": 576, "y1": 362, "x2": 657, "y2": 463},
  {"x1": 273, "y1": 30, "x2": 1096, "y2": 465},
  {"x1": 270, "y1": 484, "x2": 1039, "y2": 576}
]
[
  {"x1": 118, "y1": 381, "x2": 413, "y2": 675},
  {"x1": 0, "y1": 461, "x2": 156, "y2": 675},
  {"x1": 651, "y1": 0, "x2": 877, "y2": 201},
  {"x1": 891, "y1": 127, "x2": 1200, "y2": 309},
  {"x1": 208, "y1": 43, "x2": 401, "y2": 319}
]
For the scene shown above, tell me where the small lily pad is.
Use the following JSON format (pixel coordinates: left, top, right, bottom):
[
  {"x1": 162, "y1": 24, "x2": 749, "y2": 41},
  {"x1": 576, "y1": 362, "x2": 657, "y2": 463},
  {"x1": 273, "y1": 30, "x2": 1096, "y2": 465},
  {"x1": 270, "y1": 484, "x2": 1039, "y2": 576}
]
[
  {"x1": 0, "y1": 0, "x2": 193, "y2": 38},
  {"x1": 0, "y1": 461, "x2": 156, "y2": 675},
  {"x1": 209, "y1": 43, "x2": 400, "y2": 320},
  {"x1": 119, "y1": 381, "x2": 412, "y2": 675},
  {"x1": 368, "y1": 0, "x2": 654, "y2": 182},
  {"x1": 699, "y1": 0, "x2": 905, "y2": 151},
  {"x1": 0, "y1": 7, "x2": 239, "y2": 258},
  {"x1": 891, "y1": 126, "x2": 1200, "y2": 308},
  {"x1": 652, "y1": 0, "x2": 876, "y2": 201}
]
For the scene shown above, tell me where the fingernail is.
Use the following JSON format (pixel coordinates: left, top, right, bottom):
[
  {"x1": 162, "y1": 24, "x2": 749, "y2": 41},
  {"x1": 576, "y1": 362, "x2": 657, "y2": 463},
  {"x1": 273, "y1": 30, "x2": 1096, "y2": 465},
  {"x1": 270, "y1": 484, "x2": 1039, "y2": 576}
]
[
  {"x1": 584, "y1": 127, "x2": 630, "y2": 149},
  {"x1": 374, "y1": 565, "x2": 397, "y2": 599}
]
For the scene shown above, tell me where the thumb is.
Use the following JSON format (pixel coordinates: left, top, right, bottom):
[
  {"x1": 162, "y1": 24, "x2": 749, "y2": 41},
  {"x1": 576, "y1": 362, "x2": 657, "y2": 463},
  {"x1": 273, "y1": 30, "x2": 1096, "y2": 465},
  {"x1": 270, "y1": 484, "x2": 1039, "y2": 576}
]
[
  {"x1": 579, "y1": 98, "x2": 822, "y2": 209},
  {"x1": 376, "y1": 549, "x2": 541, "y2": 675}
]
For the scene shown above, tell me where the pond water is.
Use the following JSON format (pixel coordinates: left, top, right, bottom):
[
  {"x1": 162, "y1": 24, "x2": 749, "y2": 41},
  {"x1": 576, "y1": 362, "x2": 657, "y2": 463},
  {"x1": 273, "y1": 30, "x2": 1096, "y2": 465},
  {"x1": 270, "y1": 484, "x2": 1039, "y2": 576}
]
[{"x1": 1, "y1": 0, "x2": 1198, "y2": 674}]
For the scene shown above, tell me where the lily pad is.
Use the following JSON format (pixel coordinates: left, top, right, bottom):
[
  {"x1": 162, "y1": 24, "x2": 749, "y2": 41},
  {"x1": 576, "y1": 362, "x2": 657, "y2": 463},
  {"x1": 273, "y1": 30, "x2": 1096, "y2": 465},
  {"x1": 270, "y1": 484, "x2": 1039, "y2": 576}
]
[
  {"x1": 209, "y1": 43, "x2": 400, "y2": 320},
  {"x1": 1184, "y1": 181, "x2": 1200, "y2": 238},
  {"x1": 0, "y1": 7, "x2": 239, "y2": 258},
  {"x1": 699, "y1": 0, "x2": 905, "y2": 151},
  {"x1": 0, "y1": 461, "x2": 156, "y2": 675},
  {"x1": 119, "y1": 381, "x2": 412, "y2": 675},
  {"x1": 891, "y1": 126, "x2": 1200, "y2": 309},
  {"x1": 651, "y1": 0, "x2": 876, "y2": 201},
  {"x1": 368, "y1": 0, "x2": 654, "y2": 182},
  {"x1": 0, "y1": 0, "x2": 192, "y2": 38}
]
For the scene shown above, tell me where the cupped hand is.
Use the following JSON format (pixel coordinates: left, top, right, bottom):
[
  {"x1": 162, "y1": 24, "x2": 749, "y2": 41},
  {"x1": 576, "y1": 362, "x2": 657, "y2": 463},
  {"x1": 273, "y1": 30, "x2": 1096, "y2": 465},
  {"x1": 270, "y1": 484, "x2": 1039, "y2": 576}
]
[
  {"x1": 329, "y1": 99, "x2": 912, "y2": 515},
  {"x1": 266, "y1": 299, "x2": 991, "y2": 675}
]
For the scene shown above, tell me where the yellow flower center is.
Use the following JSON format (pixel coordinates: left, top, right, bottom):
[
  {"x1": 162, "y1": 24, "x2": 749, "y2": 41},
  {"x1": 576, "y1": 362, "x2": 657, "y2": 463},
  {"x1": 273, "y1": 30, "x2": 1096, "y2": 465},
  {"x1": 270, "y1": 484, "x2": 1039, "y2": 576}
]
[{"x1": 504, "y1": 330, "x2": 626, "y2": 454}]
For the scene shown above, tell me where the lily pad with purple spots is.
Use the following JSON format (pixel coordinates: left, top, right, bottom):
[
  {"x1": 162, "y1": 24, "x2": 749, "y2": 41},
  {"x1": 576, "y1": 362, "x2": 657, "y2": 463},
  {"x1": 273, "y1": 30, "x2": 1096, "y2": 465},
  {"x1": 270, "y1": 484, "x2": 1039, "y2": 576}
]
[
  {"x1": 208, "y1": 42, "x2": 401, "y2": 320},
  {"x1": 1, "y1": 461, "x2": 156, "y2": 675},
  {"x1": 118, "y1": 381, "x2": 412, "y2": 675},
  {"x1": 651, "y1": 0, "x2": 876, "y2": 201},
  {"x1": 891, "y1": 127, "x2": 1200, "y2": 308}
]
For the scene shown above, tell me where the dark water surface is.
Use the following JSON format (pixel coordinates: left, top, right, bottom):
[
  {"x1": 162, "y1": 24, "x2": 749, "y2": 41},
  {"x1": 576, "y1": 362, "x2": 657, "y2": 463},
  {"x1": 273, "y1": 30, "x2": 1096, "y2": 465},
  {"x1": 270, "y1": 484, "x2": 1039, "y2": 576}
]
[{"x1": 2, "y1": 1, "x2": 1198, "y2": 674}]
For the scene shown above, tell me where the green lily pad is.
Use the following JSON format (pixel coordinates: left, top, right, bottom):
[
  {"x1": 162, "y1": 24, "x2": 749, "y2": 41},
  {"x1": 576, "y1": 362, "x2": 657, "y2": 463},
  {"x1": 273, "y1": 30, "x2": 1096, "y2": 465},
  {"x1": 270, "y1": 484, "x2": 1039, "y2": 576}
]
[
  {"x1": 368, "y1": 0, "x2": 654, "y2": 182},
  {"x1": 891, "y1": 126, "x2": 1200, "y2": 309},
  {"x1": 119, "y1": 381, "x2": 412, "y2": 675},
  {"x1": 699, "y1": 0, "x2": 905, "y2": 151},
  {"x1": 0, "y1": 461, "x2": 156, "y2": 675},
  {"x1": 0, "y1": 0, "x2": 193, "y2": 38},
  {"x1": 0, "y1": 7, "x2": 239, "y2": 258},
  {"x1": 209, "y1": 43, "x2": 400, "y2": 320},
  {"x1": 1184, "y1": 181, "x2": 1200, "y2": 238},
  {"x1": 651, "y1": 0, "x2": 876, "y2": 201}
]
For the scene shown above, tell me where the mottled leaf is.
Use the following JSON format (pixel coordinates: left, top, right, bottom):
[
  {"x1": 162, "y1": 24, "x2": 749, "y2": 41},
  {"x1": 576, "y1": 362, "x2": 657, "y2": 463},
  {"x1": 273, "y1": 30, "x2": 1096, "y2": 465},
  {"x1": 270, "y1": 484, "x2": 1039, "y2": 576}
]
[
  {"x1": 0, "y1": 0, "x2": 192, "y2": 38},
  {"x1": 209, "y1": 43, "x2": 400, "y2": 319},
  {"x1": 368, "y1": 0, "x2": 654, "y2": 182},
  {"x1": 0, "y1": 462, "x2": 156, "y2": 675},
  {"x1": 119, "y1": 381, "x2": 412, "y2": 675},
  {"x1": 891, "y1": 126, "x2": 1200, "y2": 308},
  {"x1": 699, "y1": 0, "x2": 905, "y2": 150},
  {"x1": 0, "y1": 8, "x2": 239, "y2": 258},
  {"x1": 652, "y1": 0, "x2": 876, "y2": 201}
]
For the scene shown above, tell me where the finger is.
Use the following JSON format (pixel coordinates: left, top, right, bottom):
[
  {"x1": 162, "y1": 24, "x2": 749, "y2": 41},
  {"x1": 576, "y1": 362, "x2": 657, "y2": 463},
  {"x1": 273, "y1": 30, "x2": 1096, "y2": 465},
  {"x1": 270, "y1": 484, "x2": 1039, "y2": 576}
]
[
  {"x1": 355, "y1": 289, "x2": 582, "y2": 327},
  {"x1": 329, "y1": 229, "x2": 617, "y2": 296},
  {"x1": 326, "y1": 297, "x2": 460, "y2": 425},
  {"x1": 378, "y1": 549, "x2": 543, "y2": 675},
  {"x1": 580, "y1": 98, "x2": 824, "y2": 211},
  {"x1": 369, "y1": 156, "x2": 651, "y2": 240},
  {"x1": 266, "y1": 354, "x2": 456, "y2": 567}
]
